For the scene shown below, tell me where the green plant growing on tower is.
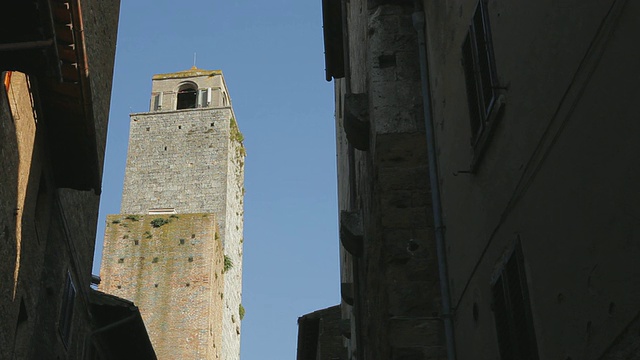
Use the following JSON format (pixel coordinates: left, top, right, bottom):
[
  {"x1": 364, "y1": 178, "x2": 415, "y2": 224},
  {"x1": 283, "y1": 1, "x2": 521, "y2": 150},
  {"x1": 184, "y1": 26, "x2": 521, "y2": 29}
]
[
  {"x1": 223, "y1": 255, "x2": 233, "y2": 273},
  {"x1": 229, "y1": 117, "x2": 244, "y2": 142},
  {"x1": 144, "y1": 231, "x2": 152, "y2": 239},
  {"x1": 150, "y1": 218, "x2": 170, "y2": 228},
  {"x1": 239, "y1": 304, "x2": 246, "y2": 320},
  {"x1": 125, "y1": 215, "x2": 140, "y2": 221},
  {"x1": 229, "y1": 117, "x2": 246, "y2": 157},
  {"x1": 111, "y1": 219, "x2": 120, "y2": 224}
]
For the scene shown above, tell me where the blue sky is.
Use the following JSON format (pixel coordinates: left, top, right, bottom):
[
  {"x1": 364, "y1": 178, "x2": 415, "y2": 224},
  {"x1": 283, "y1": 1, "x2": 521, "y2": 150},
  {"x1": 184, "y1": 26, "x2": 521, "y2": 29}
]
[{"x1": 92, "y1": 1, "x2": 339, "y2": 358}]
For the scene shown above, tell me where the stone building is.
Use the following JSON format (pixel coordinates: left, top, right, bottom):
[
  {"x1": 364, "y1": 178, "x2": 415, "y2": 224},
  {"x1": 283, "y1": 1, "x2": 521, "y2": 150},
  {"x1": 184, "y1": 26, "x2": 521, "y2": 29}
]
[
  {"x1": 311, "y1": 0, "x2": 445, "y2": 359},
  {"x1": 0, "y1": 1, "x2": 154, "y2": 359},
  {"x1": 100, "y1": 68, "x2": 245, "y2": 360},
  {"x1": 297, "y1": 306, "x2": 348, "y2": 360},
  {"x1": 314, "y1": 0, "x2": 640, "y2": 359}
]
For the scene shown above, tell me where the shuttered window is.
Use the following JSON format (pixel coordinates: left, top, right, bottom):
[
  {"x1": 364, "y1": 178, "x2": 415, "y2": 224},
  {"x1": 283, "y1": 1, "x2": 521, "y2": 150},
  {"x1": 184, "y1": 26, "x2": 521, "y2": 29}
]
[
  {"x1": 492, "y1": 245, "x2": 539, "y2": 360},
  {"x1": 462, "y1": 0, "x2": 499, "y2": 145}
]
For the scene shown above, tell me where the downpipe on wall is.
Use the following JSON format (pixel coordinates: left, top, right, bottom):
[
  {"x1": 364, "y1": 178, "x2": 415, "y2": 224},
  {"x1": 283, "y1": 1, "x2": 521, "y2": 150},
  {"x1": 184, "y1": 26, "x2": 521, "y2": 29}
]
[{"x1": 412, "y1": 6, "x2": 457, "y2": 360}]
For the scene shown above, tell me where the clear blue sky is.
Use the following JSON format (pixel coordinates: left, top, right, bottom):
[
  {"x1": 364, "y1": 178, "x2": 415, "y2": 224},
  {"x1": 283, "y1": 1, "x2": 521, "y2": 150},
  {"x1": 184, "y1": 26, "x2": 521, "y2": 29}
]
[{"x1": 91, "y1": 1, "x2": 340, "y2": 359}]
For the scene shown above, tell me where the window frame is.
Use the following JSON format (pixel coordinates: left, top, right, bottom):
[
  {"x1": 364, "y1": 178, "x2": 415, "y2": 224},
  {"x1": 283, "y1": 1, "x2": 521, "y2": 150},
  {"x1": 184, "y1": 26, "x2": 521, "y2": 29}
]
[
  {"x1": 491, "y1": 243, "x2": 539, "y2": 360},
  {"x1": 462, "y1": 0, "x2": 505, "y2": 170}
]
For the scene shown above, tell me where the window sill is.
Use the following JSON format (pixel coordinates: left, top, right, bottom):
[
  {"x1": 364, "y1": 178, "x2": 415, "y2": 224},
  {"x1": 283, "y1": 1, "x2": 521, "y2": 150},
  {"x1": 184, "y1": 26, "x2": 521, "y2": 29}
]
[{"x1": 470, "y1": 94, "x2": 506, "y2": 172}]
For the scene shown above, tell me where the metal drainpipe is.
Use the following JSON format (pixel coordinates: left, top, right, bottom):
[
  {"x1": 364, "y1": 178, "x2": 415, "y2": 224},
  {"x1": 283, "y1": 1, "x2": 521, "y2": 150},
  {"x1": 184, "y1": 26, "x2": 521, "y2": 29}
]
[{"x1": 412, "y1": 6, "x2": 457, "y2": 360}]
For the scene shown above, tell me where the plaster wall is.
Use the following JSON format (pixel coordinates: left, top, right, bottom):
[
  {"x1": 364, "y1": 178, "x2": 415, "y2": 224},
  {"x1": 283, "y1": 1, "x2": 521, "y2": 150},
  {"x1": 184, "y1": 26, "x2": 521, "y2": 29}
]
[{"x1": 422, "y1": 0, "x2": 640, "y2": 358}]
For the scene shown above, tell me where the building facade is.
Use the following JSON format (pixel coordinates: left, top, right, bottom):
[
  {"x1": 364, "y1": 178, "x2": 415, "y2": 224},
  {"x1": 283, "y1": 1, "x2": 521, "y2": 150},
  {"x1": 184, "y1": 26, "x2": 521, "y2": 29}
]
[
  {"x1": 317, "y1": 0, "x2": 640, "y2": 359},
  {"x1": 297, "y1": 306, "x2": 347, "y2": 360},
  {"x1": 100, "y1": 68, "x2": 245, "y2": 360},
  {"x1": 0, "y1": 1, "x2": 154, "y2": 359},
  {"x1": 314, "y1": 1, "x2": 446, "y2": 359},
  {"x1": 422, "y1": 0, "x2": 640, "y2": 359}
]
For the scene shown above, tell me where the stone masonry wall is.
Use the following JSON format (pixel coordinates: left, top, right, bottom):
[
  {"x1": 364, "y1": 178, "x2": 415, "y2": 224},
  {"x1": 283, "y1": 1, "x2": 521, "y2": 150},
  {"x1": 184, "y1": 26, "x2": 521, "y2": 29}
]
[
  {"x1": 121, "y1": 107, "x2": 233, "y2": 215},
  {"x1": 335, "y1": 3, "x2": 445, "y2": 359},
  {"x1": 222, "y1": 117, "x2": 245, "y2": 360},
  {"x1": 101, "y1": 214, "x2": 224, "y2": 359},
  {"x1": 113, "y1": 81, "x2": 245, "y2": 360}
]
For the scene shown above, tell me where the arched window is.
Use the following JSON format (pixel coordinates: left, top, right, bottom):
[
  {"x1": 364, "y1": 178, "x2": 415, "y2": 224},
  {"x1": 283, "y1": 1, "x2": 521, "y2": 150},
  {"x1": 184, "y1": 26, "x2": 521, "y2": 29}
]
[{"x1": 177, "y1": 84, "x2": 197, "y2": 110}]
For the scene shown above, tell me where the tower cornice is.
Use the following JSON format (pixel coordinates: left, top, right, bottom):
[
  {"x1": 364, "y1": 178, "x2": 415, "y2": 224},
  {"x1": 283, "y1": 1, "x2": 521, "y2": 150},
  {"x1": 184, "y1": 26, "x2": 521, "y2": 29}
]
[{"x1": 152, "y1": 67, "x2": 222, "y2": 80}]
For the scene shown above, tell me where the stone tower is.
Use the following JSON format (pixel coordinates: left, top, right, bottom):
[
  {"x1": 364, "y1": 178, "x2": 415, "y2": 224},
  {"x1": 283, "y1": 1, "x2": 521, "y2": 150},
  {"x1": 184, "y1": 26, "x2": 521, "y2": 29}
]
[{"x1": 99, "y1": 67, "x2": 245, "y2": 360}]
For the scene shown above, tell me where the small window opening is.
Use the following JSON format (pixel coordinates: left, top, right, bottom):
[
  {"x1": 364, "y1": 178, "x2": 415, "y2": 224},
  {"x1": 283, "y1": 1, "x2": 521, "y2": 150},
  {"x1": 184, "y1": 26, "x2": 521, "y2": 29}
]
[
  {"x1": 148, "y1": 208, "x2": 176, "y2": 215},
  {"x1": 188, "y1": 256, "x2": 193, "y2": 262},
  {"x1": 152, "y1": 257, "x2": 159, "y2": 263},
  {"x1": 154, "y1": 283, "x2": 158, "y2": 288},
  {"x1": 164, "y1": 146, "x2": 167, "y2": 151},
  {"x1": 117, "y1": 285, "x2": 121, "y2": 289},
  {"x1": 177, "y1": 85, "x2": 197, "y2": 109},
  {"x1": 191, "y1": 234, "x2": 196, "y2": 239},
  {"x1": 609, "y1": 302, "x2": 616, "y2": 315},
  {"x1": 118, "y1": 258, "x2": 124, "y2": 263},
  {"x1": 146, "y1": 127, "x2": 150, "y2": 131},
  {"x1": 180, "y1": 239, "x2": 185, "y2": 245},
  {"x1": 210, "y1": 123, "x2": 214, "y2": 127},
  {"x1": 186, "y1": 283, "x2": 190, "y2": 287},
  {"x1": 178, "y1": 125, "x2": 182, "y2": 129},
  {"x1": 378, "y1": 54, "x2": 396, "y2": 68},
  {"x1": 134, "y1": 240, "x2": 139, "y2": 245}
]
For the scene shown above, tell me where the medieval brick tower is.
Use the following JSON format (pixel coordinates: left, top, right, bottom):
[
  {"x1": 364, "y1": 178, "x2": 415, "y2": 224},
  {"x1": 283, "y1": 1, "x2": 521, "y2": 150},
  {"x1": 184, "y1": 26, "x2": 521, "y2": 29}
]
[{"x1": 99, "y1": 67, "x2": 245, "y2": 359}]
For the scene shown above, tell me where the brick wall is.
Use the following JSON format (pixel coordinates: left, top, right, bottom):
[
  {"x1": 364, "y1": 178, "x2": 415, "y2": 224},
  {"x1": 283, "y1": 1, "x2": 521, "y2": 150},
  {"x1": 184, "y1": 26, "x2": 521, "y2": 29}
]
[{"x1": 101, "y1": 214, "x2": 224, "y2": 359}]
